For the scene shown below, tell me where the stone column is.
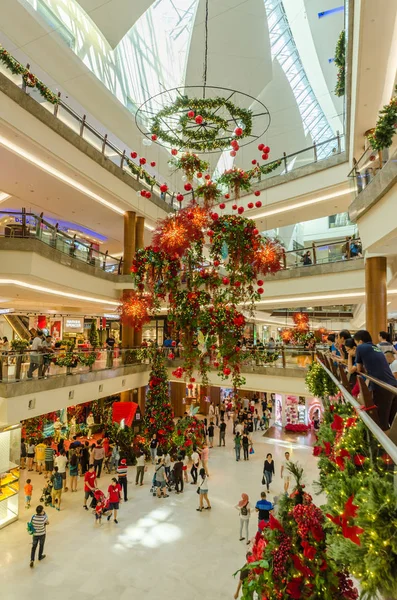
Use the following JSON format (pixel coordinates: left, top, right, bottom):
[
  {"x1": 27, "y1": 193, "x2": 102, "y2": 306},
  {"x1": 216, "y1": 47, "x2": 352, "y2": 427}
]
[
  {"x1": 365, "y1": 257, "x2": 387, "y2": 341},
  {"x1": 134, "y1": 216, "x2": 145, "y2": 347},
  {"x1": 121, "y1": 212, "x2": 136, "y2": 349}
]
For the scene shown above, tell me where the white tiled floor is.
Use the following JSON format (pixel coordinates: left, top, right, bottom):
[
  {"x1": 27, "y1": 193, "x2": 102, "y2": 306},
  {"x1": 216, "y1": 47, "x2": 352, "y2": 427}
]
[{"x1": 0, "y1": 423, "x2": 319, "y2": 600}]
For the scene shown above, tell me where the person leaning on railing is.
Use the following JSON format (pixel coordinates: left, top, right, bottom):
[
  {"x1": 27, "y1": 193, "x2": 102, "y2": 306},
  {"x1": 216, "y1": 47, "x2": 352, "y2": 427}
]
[{"x1": 353, "y1": 330, "x2": 397, "y2": 432}]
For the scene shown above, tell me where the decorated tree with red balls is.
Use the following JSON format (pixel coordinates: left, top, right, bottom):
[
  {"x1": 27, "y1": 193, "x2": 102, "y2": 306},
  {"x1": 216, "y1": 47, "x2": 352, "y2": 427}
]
[
  {"x1": 239, "y1": 462, "x2": 358, "y2": 600},
  {"x1": 143, "y1": 350, "x2": 174, "y2": 448}
]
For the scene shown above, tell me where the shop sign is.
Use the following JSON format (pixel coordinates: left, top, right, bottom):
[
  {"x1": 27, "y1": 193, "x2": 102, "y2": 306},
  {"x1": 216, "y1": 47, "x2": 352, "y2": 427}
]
[{"x1": 63, "y1": 317, "x2": 84, "y2": 333}]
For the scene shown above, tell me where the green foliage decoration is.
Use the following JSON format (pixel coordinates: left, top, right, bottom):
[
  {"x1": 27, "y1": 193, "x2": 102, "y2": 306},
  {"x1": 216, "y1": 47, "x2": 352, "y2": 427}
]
[
  {"x1": 305, "y1": 361, "x2": 339, "y2": 397},
  {"x1": 367, "y1": 85, "x2": 397, "y2": 150},
  {"x1": 334, "y1": 31, "x2": 346, "y2": 97}
]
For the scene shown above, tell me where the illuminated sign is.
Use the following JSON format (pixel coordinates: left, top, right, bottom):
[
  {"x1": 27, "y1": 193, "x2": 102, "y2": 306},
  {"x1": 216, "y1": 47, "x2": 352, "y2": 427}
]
[{"x1": 63, "y1": 317, "x2": 84, "y2": 333}]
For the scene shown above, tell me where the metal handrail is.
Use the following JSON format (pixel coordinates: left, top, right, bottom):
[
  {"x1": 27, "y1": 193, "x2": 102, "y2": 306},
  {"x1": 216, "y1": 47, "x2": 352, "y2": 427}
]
[{"x1": 316, "y1": 356, "x2": 397, "y2": 464}]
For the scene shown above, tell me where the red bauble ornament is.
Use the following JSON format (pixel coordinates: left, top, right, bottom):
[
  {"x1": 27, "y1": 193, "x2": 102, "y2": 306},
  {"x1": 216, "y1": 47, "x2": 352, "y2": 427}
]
[
  {"x1": 190, "y1": 377, "x2": 196, "y2": 383},
  {"x1": 234, "y1": 127, "x2": 243, "y2": 136},
  {"x1": 139, "y1": 157, "x2": 146, "y2": 165},
  {"x1": 264, "y1": 145, "x2": 270, "y2": 153},
  {"x1": 140, "y1": 190, "x2": 146, "y2": 197},
  {"x1": 257, "y1": 280, "x2": 264, "y2": 286},
  {"x1": 150, "y1": 161, "x2": 156, "y2": 167},
  {"x1": 251, "y1": 159, "x2": 257, "y2": 165},
  {"x1": 261, "y1": 153, "x2": 268, "y2": 160},
  {"x1": 168, "y1": 352, "x2": 175, "y2": 360},
  {"x1": 151, "y1": 134, "x2": 157, "y2": 141},
  {"x1": 211, "y1": 212, "x2": 219, "y2": 220},
  {"x1": 160, "y1": 184, "x2": 168, "y2": 193},
  {"x1": 255, "y1": 200, "x2": 262, "y2": 208},
  {"x1": 232, "y1": 204, "x2": 238, "y2": 210},
  {"x1": 219, "y1": 202, "x2": 226, "y2": 209},
  {"x1": 254, "y1": 190, "x2": 261, "y2": 197},
  {"x1": 231, "y1": 139, "x2": 239, "y2": 148},
  {"x1": 257, "y1": 287, "x2": 264, "y2": 294},
  {"x1": 225, "y1": 193, "x2": 230, "y2": 199},
  {"x1": 187, "y1": 110, "x2": 195, "y2": 118},
  {"x1": 248, "y1": 202, "x2": 254, "y2": 209},
  {"x1": 171, "y1": 341, "x2": 176, "y2": 347},
  {"x1": 223, "y1": 367, "x2": 231, "y2": 376},
  {"x1": 213, "y1": 361, "x2": 220, "y2": 368},
  {"x1": 258, "y1": 143, "x2": 264, "y2": 151},
  {"x1": 130, "y1": 151, "x2": 138, "y2": 159},
  {"x1": 234, "y1": 281, "x2": 241, "y2": 287},
  {"x1": 184, "y1": 183, "x2": 192, "y2": 191},
  {"x1": 195, "y1": 115, "x2": 203, "y2": 124},
  {"x1": 230, "y1": 150, "x2": 237, "y2": 157},
  {"x1": 207, "y1": 230, "x2": 214, "y2": 237},
  {"x1": 176, "y1": 193, "x2": 184, "y2": 202},
  {"x1": 205, "y1": 174, "x2": 211, "y2": 180},
  {"x1": 146, "y1": 191, "x2": 152, "y2": 199},
  {"x1": 187, "y1": 383, "x2": 194, "y2": 389},
  {"x1": 171, "y1": 148, "x2": 178, "y2": 156},
  {"x1": 197, "y1": 172, "x2": 203, "y2": 178},
  {"x1": 213, "y1": 259, "x2": 220, "y2": 267},
  {"x1": 238, "y1": 206, "x2": 244, "y2": 214},
  {"x1": 253, "y1": 228, "x2": 259, "y2": 235},
  {"x1": 222, "y1": 277, "x2": 230, "y2": 285}
]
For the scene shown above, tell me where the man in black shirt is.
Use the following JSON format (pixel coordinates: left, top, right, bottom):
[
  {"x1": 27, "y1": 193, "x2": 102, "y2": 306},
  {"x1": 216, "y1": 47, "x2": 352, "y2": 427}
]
[
  {"x1": 207, "y1": 422, "x2": 215, "y2": 448},
  {"x1": 218, "y1": 420, "x2": 226, "y2": 446}
]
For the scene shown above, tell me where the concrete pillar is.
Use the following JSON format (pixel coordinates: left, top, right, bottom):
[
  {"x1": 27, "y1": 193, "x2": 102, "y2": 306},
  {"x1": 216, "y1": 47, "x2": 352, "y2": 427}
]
[
  {"x1": 365, "y1": 257, "x2": 387, "y2": 341},
  {"x1": 121, "y1": 212, "x2": 136, "y2": 349},
  {"x1": 134, "y1": 215, "x2": 145, "y2": 348}
]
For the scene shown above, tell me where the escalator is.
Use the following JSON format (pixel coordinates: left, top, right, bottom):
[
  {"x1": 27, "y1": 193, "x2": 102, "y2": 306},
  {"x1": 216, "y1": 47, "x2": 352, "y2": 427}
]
[{"x1": 4, "y1": 315, "x2": 30, "y2": 340}]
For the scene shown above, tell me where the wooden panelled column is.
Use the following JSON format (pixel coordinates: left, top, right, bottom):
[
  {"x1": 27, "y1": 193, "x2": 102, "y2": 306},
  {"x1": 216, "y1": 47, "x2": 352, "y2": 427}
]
[
  {"x1": 170, "y1": 381, "x2": 186, "y2": 418},
  {"x1": 134, "y1": 215, "x2": 145, "y2": 347},
  {"x1": 365, "y1": 256, "x2": 387, "y2": 341},
  {"x1": 121, "y1": 211, "x2": 136, "y2": 350}
]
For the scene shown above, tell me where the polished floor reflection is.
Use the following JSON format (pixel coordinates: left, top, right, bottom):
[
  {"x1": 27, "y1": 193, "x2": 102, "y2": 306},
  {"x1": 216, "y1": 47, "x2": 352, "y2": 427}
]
[{"x1": 0, "y1": 422, "x2": 319, "y2": 600}]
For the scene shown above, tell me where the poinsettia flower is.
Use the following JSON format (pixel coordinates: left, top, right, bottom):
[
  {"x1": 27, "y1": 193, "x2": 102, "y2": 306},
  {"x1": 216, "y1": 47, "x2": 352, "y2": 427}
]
[
  {"x1": 286, "y1": 577, "x2": 303, "y2": 599},
  {"x1": 353, "y1": 454, "x2": 366, "y2": 466},
  {"x1": 269, "y1": 513, "x2": 284, "y2": 532},
  {"x1": 324, "y1": 441, "x2": 332, "y2": 456},
  {"x1": 331, "y1": 414, "x2": 345, "y2": 432},
  {"x1": 313, "y1": 446, "x2": 322, "y2": 456}
]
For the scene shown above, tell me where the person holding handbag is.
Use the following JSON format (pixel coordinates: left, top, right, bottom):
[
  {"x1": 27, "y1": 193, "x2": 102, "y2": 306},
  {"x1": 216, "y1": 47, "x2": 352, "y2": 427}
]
[
  {"x1": 154, "y1": 457, "x2": 169, "y2": 498},
  {"x1": 263, "y1": 453, "x2": 275, "y2": 493},
  {"x1": 235, "y1": 493, "x2": 251, "y2": 543},
  {"x1": 190, "y1": 446, "x2": 200, "y2": 484},
  {"x1": 196, "y1": 468, "x2": 211, "y2": 512}
]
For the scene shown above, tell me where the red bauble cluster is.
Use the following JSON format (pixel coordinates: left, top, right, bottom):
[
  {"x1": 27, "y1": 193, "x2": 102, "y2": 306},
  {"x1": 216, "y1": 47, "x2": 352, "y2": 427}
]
[{"x1": 140, "y1": 190, "x2": 152, "y2": 199}]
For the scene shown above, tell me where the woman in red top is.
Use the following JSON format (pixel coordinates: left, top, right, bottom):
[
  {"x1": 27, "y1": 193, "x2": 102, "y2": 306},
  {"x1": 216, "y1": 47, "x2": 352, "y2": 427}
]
[{"x1": 107, "y1": 477, "x2": 122, "y2": 524}]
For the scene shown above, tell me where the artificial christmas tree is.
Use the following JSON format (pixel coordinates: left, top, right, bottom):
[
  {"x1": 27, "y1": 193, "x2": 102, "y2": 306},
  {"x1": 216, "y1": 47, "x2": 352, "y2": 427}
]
[
  {"x1": 88, "y1": 320, "x2": 100, "y2": 349},
  {"x1": 143, "y1": 349, "x2": 174, "y2": 448}
]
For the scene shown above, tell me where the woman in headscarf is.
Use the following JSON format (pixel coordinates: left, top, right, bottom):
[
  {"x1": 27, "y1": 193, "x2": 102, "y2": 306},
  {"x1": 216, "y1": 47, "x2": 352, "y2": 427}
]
[{"x1": 235, "y1": 493, "x2": 251, "y2": 543}]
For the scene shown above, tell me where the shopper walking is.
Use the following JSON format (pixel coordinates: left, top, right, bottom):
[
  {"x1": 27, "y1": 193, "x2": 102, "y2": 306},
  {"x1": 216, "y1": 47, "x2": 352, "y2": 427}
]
[
  {"x1": 255, "y1": 492, "x2": 273, "y2": 527},
  {"x1": 196, "y1": 468, "x2": 211, "y2": 512},
  {"x1": 173, "y1": 455, "x2": 184, "y2": 494},
  {"x1": 24, "y1": 479, "x2": 33, "y2": 509},
  {"x1": 117, "y1": 458, "x2": 128, "y2": 501},
  {"x1": 35, "y1": 440, "x2": 46, "y2": 475},
  {"x1": 190, "y1": 446, "x2": 200, "y2": 484},
  {"x1": 241, "y1": 432, "x2": 250, "y2": 461},
  {"x1": 107, "y1": 478, "x2": 122, "y2": 523},
  {"x1": 93, "y1": 441, "x2": 105, "y2": 478},
  {"x1": 218, "y1": 419, "x2": 226, "y2": 446},
  {"x1": 44, "y1": 441, "x2": 55, "y2": 479},
  {"x1": 280, "y1": 451, "x2": 291, "y2": 494},
  {"x1": 135, "y1": 450, "x2": 146, "y2": 486},
  {"x1": 29, "y1": 505, "x2": 49, "y2": 568},
  {"x1": 200, "y1": 443, "x2": 210, "y2": 476},
  {"x1": 21, "y1": 437, "x2": 27, "y2": 470},
  {"x1": 154, "y1": 457, "x2": 169, "y2": 498},
  {"x1": 235, "y1": 493, "x2": 251, "y2": 543},
  {"x1": 150, "y1": 434, "x2": 158, "y2": 464},
  {"x1": 83, "y1": 464, "x2": 97, "y2": 510},
  {"x1": 108, "y1": 443, "x2": 120, "y2": 473},
  {"x1": 253, "y1": 409, "x2": 260, "y2": 431},
  {"x1": 50, "y1": 467, "x2": 63, "y2": 510},
  {"x1": 208, "y1": 421, "x2": 215, "y2": 448},
  {"x1": 27, "y1": 439, "x2": 35, "y2": 472},
  {"x1": 234, "y1": 432, "x2": 242, "y2": 461},
  {"x1": 263, "y1": 453, "x2": 275, "y2": 493},
  {"x1": 69, "y1": 450, "x2": 79, "y2": 492},
  {"x1": 215, "y1": 403, "x2": 220, "y2": 426},
  {"x1": 80, "y1": 441, "x2": 90, "y2": 475},
  {"x1": 55, "y1": 450, "x2": 68, "y2": 492}
]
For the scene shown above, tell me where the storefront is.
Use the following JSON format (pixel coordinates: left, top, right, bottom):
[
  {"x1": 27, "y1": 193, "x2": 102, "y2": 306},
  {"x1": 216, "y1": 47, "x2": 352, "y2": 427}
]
[{"x1": 0, "y1": 424, "x2": 21, "y2": 529}]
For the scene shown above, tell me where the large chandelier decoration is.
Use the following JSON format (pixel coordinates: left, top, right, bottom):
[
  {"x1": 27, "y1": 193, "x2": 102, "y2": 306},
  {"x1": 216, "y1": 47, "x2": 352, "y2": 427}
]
[{"x1": 135, "y1": 0, "x2": 271, "y2": 153}]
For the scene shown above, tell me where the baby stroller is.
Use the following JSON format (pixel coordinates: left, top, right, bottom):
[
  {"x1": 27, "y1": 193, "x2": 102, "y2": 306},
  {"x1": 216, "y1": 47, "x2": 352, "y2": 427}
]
[
  {"x1": 93, "y1": 489, "x2": 111, "y2": 518},
  {"x1": 40, "y1": 480, "x2": 53, "y2": 506}
]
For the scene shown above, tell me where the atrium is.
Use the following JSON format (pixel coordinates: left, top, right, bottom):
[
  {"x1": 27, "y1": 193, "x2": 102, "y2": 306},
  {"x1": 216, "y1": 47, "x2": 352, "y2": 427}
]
[{"x1": 0, "y1": 1, "x2": 396, "y2": 599}]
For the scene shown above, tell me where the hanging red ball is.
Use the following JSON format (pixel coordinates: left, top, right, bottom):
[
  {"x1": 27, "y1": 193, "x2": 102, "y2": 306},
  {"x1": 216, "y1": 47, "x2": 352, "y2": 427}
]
[
  {"x1": 207, "y1": 230, "x2": 214, "y2": 237},
  {"x1": 187, "y1": 110, "x2": 195, "y2": 118},
  {"x1": 248, "y1": 202, "x2": 254, "y2": 209},
  {"x1": 139, "y1": 157, "x2": 146, "y2": 165},
  {"x1": 211, "y1": 212, "x2": 219, "y2": 220},
  {"x1": 150, "y1": 161, "x2": 156, "y2": 167},
  {"x1": 257, "y1": 280, "x2": 264, "y2": 286},
  {"x1": 160, "y1": 184, "x2": 168, "y2": 193},
  {"x1": 213, "y1": 260, "x2": 220, "y2": 267},
  {"x1": 219, "y1": 203, "x2": 226, "y2": 209},
  {"x1": 225, "y1": 193, "x2": 230, "y2": 199},
  {"x1": 171, "y1": 148, "x2": 178, "y2": 156},
  {"x1": 146, "y1": 191, "x2": 152, "y2": 199},
  {"x1": 255, "y1": 201, "x2": 262, "y2": 208},
  {"x1": 197, "y1": 172, "x2": 203, "y2": 178},
  {"x1": 231, "y1": 139, "x2": 239, "y2": 148},
  {"x1": 232, "y1": 204, "x2": 238, "y2": 210},
  {"x1": 264, "y1": 146, "x2": 270, "y2": 153},
  {"x1": 257, "y1": 287, "x2": 264, "y2": 294},
  {"x1": 213, "y1": 361, "x2": 220, "y2": 368},
  {"x1": 195, "y1": 115, "x2": 203, "y2": 124},
  {"x1": 187, "y1": 383, "x2": 194, "y2": 390},
  {"x1": 234, "y1": 281, "x2": 241, "y2": 287},
  {"x1": 151, "y1": 134, "x2": 157, "y2": 141},
  {"x1": 190, "y1": 377, "x2": 196, "y2": 383},
  {"x1": 251, "y1": 159, "x2": 257, "y2": 165},
  {"x1": 205, "y1": 174, "x2": 211, "y2": 180},
  {"x1": 140, "y1": 190, "x2": 146, "y2": 197},
  {"x1": 131, "y1": 151, "x2": 138, "y2": 159},
  {"x1": 238, "y1": 206, "x2": 244, "y2": 214},
  {"x1": 176, "y1": 193, "x2": 184, "y2": 202},
  {"x1": 184, "y1": 183, "x2": 192, "y2": 191},
  {"x1": 234, "y1": 127, "x2": 243, "y2": 136},
  {"x1": 253, "y1": 228, "x2": 259, "y2": 235},
  {"x1": 171, "y1": 341, "x2": 176, "y2": 347},
  {"x1": 258, "y1": 143, "x2": 264, "y2": 151},
  {"x1": 222, "y1": 277, "x2": 230, "y2": 285},
  {"x1": 230, "y1": 150, "x2": 237, "y2": 157},
  {"x1": 223, "y1": 367, "x2": 231, "y2": 376},
  {"x1": 254, "y1": 190, "x2": 261, "y2": 197},
  {"x1": 168, "y1": 352, "x2": 175, "y2": 360},
  {"x1": 261, "y1": 153, "x2": 268, "y2": 160}
]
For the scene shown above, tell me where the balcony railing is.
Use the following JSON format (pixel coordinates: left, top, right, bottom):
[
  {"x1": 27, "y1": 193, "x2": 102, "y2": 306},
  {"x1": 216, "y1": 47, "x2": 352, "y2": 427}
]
[
  {"x1": 348, "y1": 134, "x2": 397, "y2": 195},
  {"x1": 0, "y1": 345, "x2": 315, "y2": 383},
  {"x1": 0, "y1": 210, "x2": 123, "y2": 273},
  {"x1": 0, "y1": 53, "x2": 345, "y2": 210}
]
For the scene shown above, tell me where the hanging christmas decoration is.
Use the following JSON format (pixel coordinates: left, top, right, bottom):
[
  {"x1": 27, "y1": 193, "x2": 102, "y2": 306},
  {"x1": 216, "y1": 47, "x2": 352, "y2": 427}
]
[{"x1": 118, "y1": 290, "x2": 154, "y2": 330}]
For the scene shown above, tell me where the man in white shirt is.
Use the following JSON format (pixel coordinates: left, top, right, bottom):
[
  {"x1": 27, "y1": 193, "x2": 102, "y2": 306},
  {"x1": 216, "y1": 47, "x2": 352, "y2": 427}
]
[
  {"x1": 235, "y1": 422, "x2": 243, "y2": 435},
  {"x1": 385, "y1": 351, "x2": 397, "y2": 379},
  {"x1": 214, "y1": 404, "x2": 220, "y2": 426},
  {"x1": 280, "y1": 451, "x2": 291, "y2": 494},
  {"x1": 55, "y1": 450, "x2": 68, "y2": 492},
  {"x1": 27, "y1": 332, "x2": 43, "y2": 379},
  {"x1": 209, "y1": 403, "x2": 215, "y2": 419},
  {"x1": 243, "y1": 397, "x2": 249, "y2": 410},
  {"x1": 135, "y1": 451, "x2": 146, "y2": 486},
  {"x1": 190, "y1": 448, "x2": 200, "y2": 484}
]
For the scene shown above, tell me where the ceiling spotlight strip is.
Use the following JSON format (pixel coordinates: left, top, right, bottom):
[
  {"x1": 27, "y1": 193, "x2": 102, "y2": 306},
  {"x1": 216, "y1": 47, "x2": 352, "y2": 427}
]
[
  {"x1": 254, "y1": 188, "x2": 351, "y2": 219},
  {"x1": 0, "y1": 278, "x2": 120, "y2": 306}
]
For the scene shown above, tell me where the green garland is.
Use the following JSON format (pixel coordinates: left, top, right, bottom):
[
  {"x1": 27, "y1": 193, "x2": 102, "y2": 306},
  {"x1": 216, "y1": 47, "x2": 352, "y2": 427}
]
[
  {"x1": 334, "y1": 31, "x2": 346, "y2": 97},
  {"x1": 305, "y1": 361, "x2": 339, "y2": 397},
  {"x1": 0, "y1": 45, "x2": 59, "y2": 104},
  {"x1": 151, "y1": 95, "x2": 253, "y2": 152},
  {"x1": 367, "y1": 85, "x2": 397, "y2": 150},
  {"x1": 247, "y1": 159, "x2": 282, "y2": 179},
  {"x1": 125, "y1": 158, "x2": 156, "y2": 187}
]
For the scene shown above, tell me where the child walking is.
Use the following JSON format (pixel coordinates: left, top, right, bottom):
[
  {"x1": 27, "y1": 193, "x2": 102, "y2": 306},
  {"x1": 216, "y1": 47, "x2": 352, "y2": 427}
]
[{"x1": 24, "y1": 479, "x2": 33, "y2": 508}]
